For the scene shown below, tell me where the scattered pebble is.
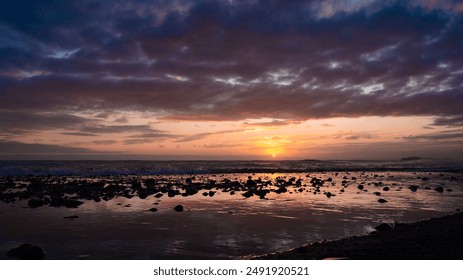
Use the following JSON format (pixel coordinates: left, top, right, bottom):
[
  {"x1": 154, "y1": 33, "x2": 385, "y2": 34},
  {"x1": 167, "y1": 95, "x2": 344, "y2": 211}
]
[{"x1": 174, "y1": 205, "x2": 184, "y2": 212}]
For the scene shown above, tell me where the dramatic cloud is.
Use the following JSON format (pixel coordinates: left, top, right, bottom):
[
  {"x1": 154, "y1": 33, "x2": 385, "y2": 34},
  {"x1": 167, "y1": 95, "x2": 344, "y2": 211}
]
[
  {"x1": 0, "y1": 141, "x2": 93, "y2": 154},
  {"x1": 432, "y1": 116, "x2": 463, "y2": 127},
  {"x1": 1, "y1": 0, "x2": 462, "y2": 121},
  {"x1": 175, "y1": 129, "x2": 245, "y2": 142},
  {"x1": 243, "y1": 119, "x2": 302, "y2": 127},
  {"x1": 91, "y1": 140, "x2": 119, "y2": 145},
  {"x1": 0, "y1": 0, "x2": 461, "y2": 159},
  {"x1": 403, "y1": 130, "x2": 463, "y2": 141}
]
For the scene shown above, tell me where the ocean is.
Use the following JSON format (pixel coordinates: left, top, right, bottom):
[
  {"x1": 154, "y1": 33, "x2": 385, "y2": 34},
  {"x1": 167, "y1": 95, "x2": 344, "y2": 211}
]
[{"x1": 0, "y1": 158, "x2": 462, "y2": 176}]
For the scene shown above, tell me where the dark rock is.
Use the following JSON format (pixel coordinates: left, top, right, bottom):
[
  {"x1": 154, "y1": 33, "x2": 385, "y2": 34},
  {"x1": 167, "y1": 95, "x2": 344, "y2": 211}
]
[
  {"x1": 154, "y1": 193, "x2": 163, "y2": 198},
  {"x1": 434, "y1": 186, "x2": 444, "y2": 193},
  {"x1": 49, "y1": 197, "x2": 64, "y2": 207},
  {"x1": 131, "y1": 182, "x2": 142, "y2": 189},
  {"x1": 174, "y1": 205, "x2": 184, "y2": 212},
  {"x1": 167, "y1": 189, "x2": 177, "y2": 197},
  {"x1": 138, "y1": 191, "x2": 148, "y2": 199},
  {"x1": 27, "y1": 181, "x2": 44, "y2": 191},
  {"x1": 7, "y1": 244, "x2": 45, "y2": 260},
  {"x1": 7, "y1": 244, "x2": 31, "y2": 258},
  {"x1": 202, "y1": 192, "x2": 209, "y2": 196},
  {"x1": 242, "y1": 191, "x2": 253, "y2": 198},
  {"x1": 409, "y1": 185, "x2": 419, "y2": 192},
  {"x1": 245, "y1": 179, "x2": 257, "y2": 188},
  {"x1": 64, "y1": 199, "x2": 84, "y2": 208},
  {"x1": 149, "y1": 208, "x2": 158, "y2": 212},
  {"x1": 374, "y1": 223, "x2": 392, "y2": 232},
  {"x1": 326, "y1": 192, "x2": 332, "y2": 198},
  {"x1": 255, "y1": 189, "x2": 269, "y2": 199},
  {"x1": 28, "y1": 198, "x2": 44, "y2": 208},
  {"x1": 383, "y1": 187, "x2": 390, "y2": 191},
  {"x1": 208, "y1": 191, "x2": 215, "y2": 197},
  {"x1": 378, "y1": 199, "x2": 388, "y2": 203},
  {"x1": 144, "y1": 178, "x2": 156, "y2": 187},
  {"x1": 184, "y1": 187, "x2": 198, "y2": 196},
  {"x1": 63, "y1": 215, "x2": 79, "y2": 220},
  {"x1": 357, "y1": 185, "x2": 364, "y2": 190},
  {"x1": 373, "y1": 192, "x2": 381, "y2": 196}
]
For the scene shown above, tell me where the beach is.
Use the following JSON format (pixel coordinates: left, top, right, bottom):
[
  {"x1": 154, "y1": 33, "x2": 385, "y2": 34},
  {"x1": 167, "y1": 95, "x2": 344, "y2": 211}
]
[
  {"x1": 1, "y1": 160, "x2": 462, "y2": 260},
  {"x1": 252, "y1": 211, "x2": 463, "y2": 259}
]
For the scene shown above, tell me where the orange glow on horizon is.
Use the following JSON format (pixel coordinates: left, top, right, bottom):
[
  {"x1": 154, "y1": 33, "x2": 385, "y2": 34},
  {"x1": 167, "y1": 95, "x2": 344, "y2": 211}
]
[{"x1": 10, "y1": 115, "x2": 460, "y2": 160}]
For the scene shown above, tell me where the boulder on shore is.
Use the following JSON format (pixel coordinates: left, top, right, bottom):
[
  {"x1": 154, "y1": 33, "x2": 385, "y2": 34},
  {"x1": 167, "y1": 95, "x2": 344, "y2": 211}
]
[
  {"x1": 28, "y1": 198, "x2": 44, "y2": 208},
  {"x1": 7, "y1": 244, "x2": 45, "y2": 260},
  {"x1": 374, "y1": 223, "x2": 392, "y2": 232},
  {"x1": 64, "y1": 199, "x2": 84, "y2": 208}
]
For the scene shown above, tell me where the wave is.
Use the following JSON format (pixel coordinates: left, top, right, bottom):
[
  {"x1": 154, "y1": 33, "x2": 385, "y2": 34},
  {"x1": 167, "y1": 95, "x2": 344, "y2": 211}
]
[{"x1": 0, "y1": 159, "x2": 461, "y2": 176}]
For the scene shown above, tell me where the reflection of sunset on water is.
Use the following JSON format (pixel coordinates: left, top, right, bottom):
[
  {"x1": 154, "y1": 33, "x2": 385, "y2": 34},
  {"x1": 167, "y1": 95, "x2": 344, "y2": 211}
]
[{"x1": 1, "y1": 171, "x2": 461, "y2": 259}]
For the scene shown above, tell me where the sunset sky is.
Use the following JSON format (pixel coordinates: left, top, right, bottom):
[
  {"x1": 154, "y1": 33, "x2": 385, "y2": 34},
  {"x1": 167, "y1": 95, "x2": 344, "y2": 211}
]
[{"x1": 0, "y1": 0, "x2": 462, "y2": 160}]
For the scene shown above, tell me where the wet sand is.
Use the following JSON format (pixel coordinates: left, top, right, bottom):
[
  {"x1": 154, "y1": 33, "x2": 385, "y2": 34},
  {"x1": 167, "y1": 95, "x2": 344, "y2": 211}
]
[
  {"x1": 252, "y1": 211, "x2": 463, "y2": 260},
  {"x1": 1, "y1": 171, "x2": 462, "y2": 259}
]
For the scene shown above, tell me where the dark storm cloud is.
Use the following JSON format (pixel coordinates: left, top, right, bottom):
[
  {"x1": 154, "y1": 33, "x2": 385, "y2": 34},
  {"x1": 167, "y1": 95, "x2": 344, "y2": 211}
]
[
  {"x1": 0, "y1": 111, "x2": 90, "y2": 136},
  {"x1": 432, "y1": 115, "x2": 463, "y2": 127},
  {"x1": 0, "y1": 140, "x2": 93, "y2": 154},
  {"x1": 0, "y1": 110, "x2": 166, "y2": 138},
  {"x1": 1, "y1": 0, "x2": 462, "y2": 131}
]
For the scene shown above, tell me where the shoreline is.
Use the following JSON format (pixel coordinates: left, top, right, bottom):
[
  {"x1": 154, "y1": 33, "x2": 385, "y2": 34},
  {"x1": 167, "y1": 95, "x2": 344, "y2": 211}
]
[
  {"x1": 250, "y1": 211, "x2": 463, "y2": 260},
  {"x1": 1, "y1": 171, "x2": 461, "y2": 260}
]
